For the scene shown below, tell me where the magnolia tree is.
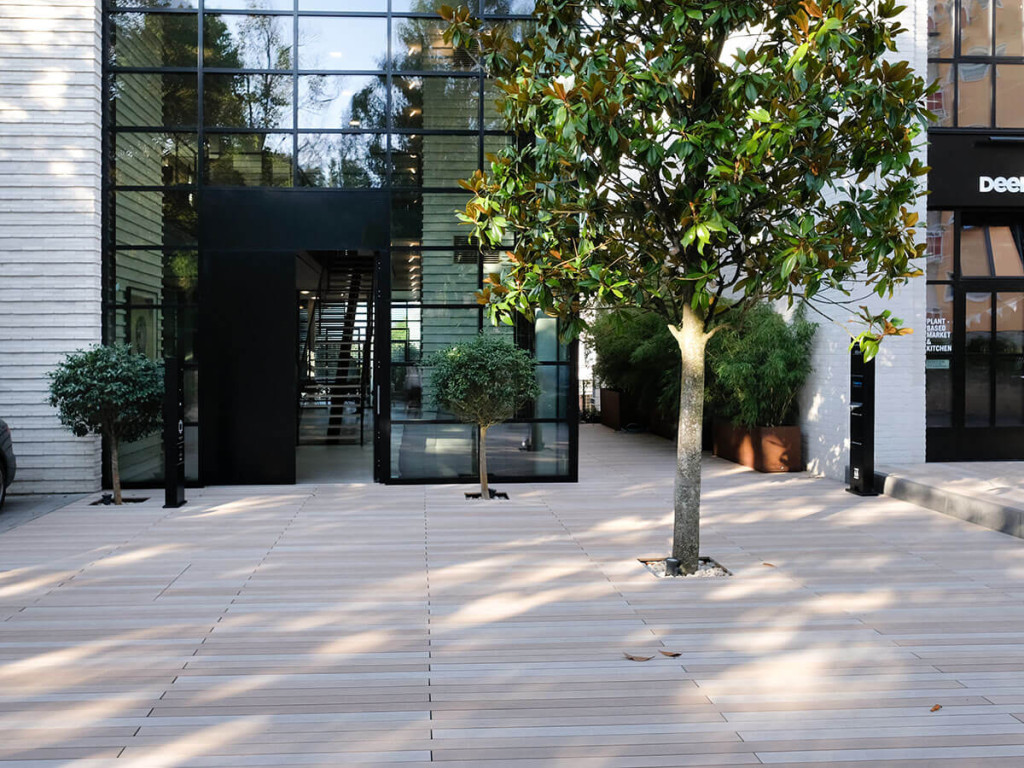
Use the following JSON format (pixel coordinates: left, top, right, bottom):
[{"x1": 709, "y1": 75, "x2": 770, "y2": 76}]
[
  {"x1": 48, "y1": 344, "x2": 163, "y2": 505},
  {"x1": 442, "y1": 0, "x2": 931, "y2": 572},
  {"x1": 429, "y1": 334, "x2": 541, "y2": 498}
]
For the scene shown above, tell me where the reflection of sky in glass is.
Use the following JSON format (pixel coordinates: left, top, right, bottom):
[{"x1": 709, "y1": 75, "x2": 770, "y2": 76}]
[
  {"x1": 482, "y1": 0, "x2": 535, "y2": 13},
  {"x1": 298, "y1": 75, "x2": 383, "y2": 129},
  {"x1": 207, "y1": 0, "x2": 293, "y2": 9},
  {"x1": 301, "y1": 0, "x2": 388, "y2": 11},
  {"x1": 298, "y1": 17, "x2": 388, "y2": 71}
]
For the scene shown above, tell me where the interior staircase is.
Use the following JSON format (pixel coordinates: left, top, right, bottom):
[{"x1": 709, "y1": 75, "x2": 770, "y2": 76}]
[{"x1": 298, "y1": 254, "x2": 375, "y2": 446}]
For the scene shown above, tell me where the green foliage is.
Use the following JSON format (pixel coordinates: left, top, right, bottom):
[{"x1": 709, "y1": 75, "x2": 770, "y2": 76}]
[
  {"x1": 442, "y1": 0, "x2": 930, "y2": 342},
  {"x1": 429, "y1": 334, "x2": 541, "y2": 429},
  {"x1": 48, "y1": 344, "x2": 163, "y2": 442},
  {"x1": 706, "y1": 305, "x2": 817, "y2": 429},
  {"x1": 589, "y1": 310, "x2": 679, "y2": 418}
]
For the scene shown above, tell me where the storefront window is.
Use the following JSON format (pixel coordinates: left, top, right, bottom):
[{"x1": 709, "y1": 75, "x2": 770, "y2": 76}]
[
  {"x1": 958, "y1": 63, "x2": 992, "y2": 126},
  {"x1": 926, "y1": 210, "x2": 955, "y2": 280},
  {"x1": 996, "y1": 64, "x2": 1024, "y2": 128},
  {"x1": 929, "y1": 1, "x2": 955, "y2": 57},
  {"x1": 996, "y1": 0, "x2": 1024, "y2": 57},
  {"x1": 931, "y1": 0, "x2": 1024, "y2": 128}
]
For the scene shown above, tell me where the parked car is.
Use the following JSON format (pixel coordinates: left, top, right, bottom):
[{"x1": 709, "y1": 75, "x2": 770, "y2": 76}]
[{"x1": 0, "y1": 419, "x2": 15, "y2": 509}]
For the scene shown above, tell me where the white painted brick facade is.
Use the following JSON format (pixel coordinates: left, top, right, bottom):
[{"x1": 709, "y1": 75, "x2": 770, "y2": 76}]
[
  {"x1": 799, "y1": 2, "x2": 930, "y2": 480},
  {"x1": 0, "y1": 0, "x2": 103, "y2": 494}
]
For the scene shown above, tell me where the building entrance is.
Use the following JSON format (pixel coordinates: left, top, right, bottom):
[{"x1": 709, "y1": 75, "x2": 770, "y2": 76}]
[
  {"x1": 198, "y1": 189, "x2": 387, "y2": 485},
  {"x1": 927, "y1": 212, "x2": 1024, "y2": 460},
  {"x1": 295, "y1": 251, "x2": 376, "y2": 484}
]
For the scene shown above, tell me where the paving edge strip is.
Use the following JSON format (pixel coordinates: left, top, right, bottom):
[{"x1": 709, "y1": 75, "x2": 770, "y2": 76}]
[{"x1": 875, "y1": 470, "x2": 1024, "y2": 539}]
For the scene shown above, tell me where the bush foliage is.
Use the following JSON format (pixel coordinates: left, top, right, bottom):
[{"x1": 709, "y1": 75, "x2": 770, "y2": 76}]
[
  {"x1": 590, "y1": 305, "x2": 816, "y2": 430},
  {"x1": 48, "y1": 344, "x2": 163, "y2": 503},
  {"x1": 429, "y1": 334, "x2": 540, "y2": 428},
  {"x1": 589, "y1": 310, "x2": 680, "y2": 420},
  {"x1": 48, "y1": 344, "x2": 163, "y2": 442},
  {"x1": 706, "y1": 305, "x2": 817, "y2": 429}
]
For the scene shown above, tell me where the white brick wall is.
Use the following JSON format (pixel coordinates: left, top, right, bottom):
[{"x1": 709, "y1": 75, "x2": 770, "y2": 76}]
[
  {"x1": 0, "y1": 0, "x2": 103, "y2": 494},
  {"x1": 799, "y1": 1, "x2": 929, "y2": 480}
]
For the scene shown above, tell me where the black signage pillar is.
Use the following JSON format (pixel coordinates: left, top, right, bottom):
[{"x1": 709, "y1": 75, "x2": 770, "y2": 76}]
[
  {"x1": 164, "y1": 356, "x2": 186, "y2": 508},
  {"x1": 848, "y1": 343, "x2": 878, "y2": 496}
]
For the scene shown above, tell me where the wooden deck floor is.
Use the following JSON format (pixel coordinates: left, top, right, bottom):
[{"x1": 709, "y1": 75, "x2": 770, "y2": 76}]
[{"x1": 1, "y1": 425, "x2": 1024, "y2": 766}]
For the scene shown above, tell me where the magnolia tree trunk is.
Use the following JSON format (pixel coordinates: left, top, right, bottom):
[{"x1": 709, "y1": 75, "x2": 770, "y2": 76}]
[
  {"x1": 478, "y1": 424, "x2": 490, "y2": 499},
  {"x1": 109, "y1": 434, "x2": 123, "y2": 505},
  {"x1": 668, "y1": 306, "x2": 709, "y2": 574}
]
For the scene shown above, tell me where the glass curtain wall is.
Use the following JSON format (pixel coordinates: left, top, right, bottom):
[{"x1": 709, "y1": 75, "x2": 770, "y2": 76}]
[{"x1": 103, "y1": 0, "x2": 574, "y2": 484}]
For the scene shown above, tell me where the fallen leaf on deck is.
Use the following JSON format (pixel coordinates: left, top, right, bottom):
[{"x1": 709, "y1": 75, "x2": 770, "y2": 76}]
[
  {"x1": 930, "y1": 704, "x2": 942, "y2": 712},
  {"x1": 763, "y1": 563, "x2": 776, "y2": 567},
  {"x1": 624, "y1": 653, "x2": 653, "y2": 662},
  {"x1": 659, "y1": 650, "x2": 682, "y2": 658}
]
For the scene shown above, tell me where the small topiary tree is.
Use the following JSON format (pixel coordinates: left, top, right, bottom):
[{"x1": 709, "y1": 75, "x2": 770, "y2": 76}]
[
  {"x1": 48, "y1": 344, "x2": 163, "y2": 505},
  {"x1": 429, "y1": 334, "x2": 541, "y2": 498}
]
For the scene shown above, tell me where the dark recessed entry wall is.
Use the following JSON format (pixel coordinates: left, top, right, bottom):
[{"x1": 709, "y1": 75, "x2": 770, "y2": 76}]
[
  {"x1": 200, "y1": 250, "x2": 297, "y2": 485},
  {"x1": 201, "y1": 189, "x2": 388, "y2": 253},
  {"x1": 198, "y1": 189, "x2": 388, "y2": 485}
]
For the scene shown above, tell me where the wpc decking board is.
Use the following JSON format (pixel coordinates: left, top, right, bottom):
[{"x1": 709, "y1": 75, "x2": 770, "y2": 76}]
[{"x1": 0, "y1": 425, "x2": 1023, "y2": 766}]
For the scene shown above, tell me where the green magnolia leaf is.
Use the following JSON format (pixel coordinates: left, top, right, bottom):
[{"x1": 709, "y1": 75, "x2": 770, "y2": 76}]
[
  {"x1": 787, "y1": 42, "x2": 810, "y2": 71},
  {"x1": 748, "y1": 106, "x2": 770, "y2": 123}
]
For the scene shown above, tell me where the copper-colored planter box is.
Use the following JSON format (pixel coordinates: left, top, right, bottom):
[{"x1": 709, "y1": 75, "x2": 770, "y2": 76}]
[{"x1": 712, "y1": 420, "x2": 802, "y2": 473}]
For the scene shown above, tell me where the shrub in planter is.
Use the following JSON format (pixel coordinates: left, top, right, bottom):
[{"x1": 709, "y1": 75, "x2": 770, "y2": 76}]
[
  {"x1": 429, "y1": 334, "x2": 541, "y2": 499},
  {"x1": 707, "y1": 304, "x2": 816, "y2": 472},
  {"x1": 48, "y1": 344, "x2": 163, "y2": 504},
  {"x1": 588, "y1": 309, "x2": 680, "y2": 434}
]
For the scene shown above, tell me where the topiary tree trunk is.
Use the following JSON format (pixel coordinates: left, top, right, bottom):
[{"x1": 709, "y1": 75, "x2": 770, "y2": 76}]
[
  {"x1": 478, "y1": 424, "x2": 490, "y2": 498},
  {"x1": 108, "y1": 427, "x2": 122, "y2": 505}
]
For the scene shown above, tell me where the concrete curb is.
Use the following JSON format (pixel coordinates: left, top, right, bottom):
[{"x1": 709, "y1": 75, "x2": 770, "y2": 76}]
[{"x1": 875, "y1": 470, "x2": 1024, "y2": 539}]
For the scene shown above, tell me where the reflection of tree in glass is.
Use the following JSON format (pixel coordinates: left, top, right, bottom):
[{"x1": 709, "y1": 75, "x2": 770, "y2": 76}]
[
  {"x1": 196, "y1": 11, "x2": 293, "y2": 133},
  {"x1": 298, "y1": 3, "x2": 516, "y2": 186},
  {"x1": 298, "y1": 133, "x2": 387, "y2": 187},
  {"x1": 298, "y1": 72, "x2": 390, "y2": 185},
  {"x1": 203, "y1": 11, "x2": 293, "y2": 184}
]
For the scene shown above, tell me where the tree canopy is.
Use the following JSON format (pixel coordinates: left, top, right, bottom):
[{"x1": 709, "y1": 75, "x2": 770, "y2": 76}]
[
  {"x1": 430, "y1": 333, "x2": 540, "y2": 430},
  {"x1": 444, "y1": 0, "x2": 929, "y2": 355}
]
